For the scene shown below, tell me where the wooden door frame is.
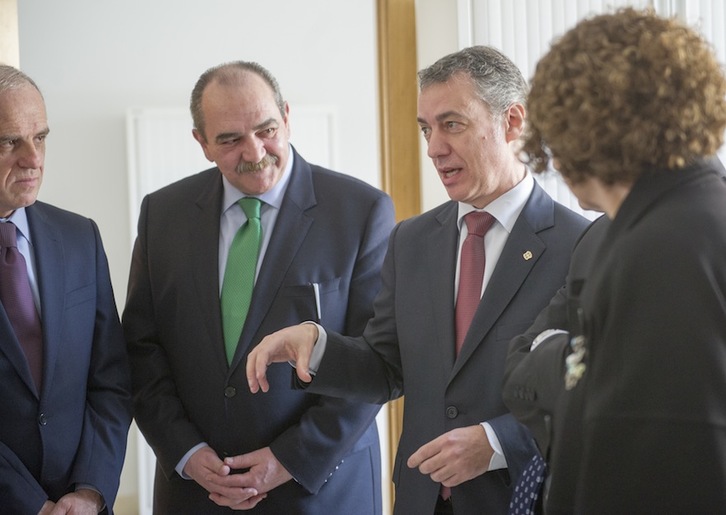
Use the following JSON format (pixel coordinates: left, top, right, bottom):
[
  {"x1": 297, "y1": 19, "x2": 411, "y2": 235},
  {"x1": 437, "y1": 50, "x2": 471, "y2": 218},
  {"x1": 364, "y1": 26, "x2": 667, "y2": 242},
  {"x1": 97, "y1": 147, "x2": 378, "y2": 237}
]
[
  {"x1": 377, "y1": 0, "x2": 420, "y2": 508},
  {"x1": 0, "y1": 0, "x2": 20, "y2": 67}
]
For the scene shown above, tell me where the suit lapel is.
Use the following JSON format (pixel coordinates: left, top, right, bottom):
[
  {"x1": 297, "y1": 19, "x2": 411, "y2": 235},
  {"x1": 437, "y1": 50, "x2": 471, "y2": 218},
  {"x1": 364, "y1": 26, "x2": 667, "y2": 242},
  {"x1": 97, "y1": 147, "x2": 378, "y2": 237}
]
[
  {"x1": 426, "y1": 203, "x2": 459, "y2": 371},
  {"x1": 25, "y1": 205, "x2": 63, "y2": 397},
  {"x1": 452, "y1": 183, "x2": 553, "y2": 378},
  {"x1": 189, "y1": 172, "x2": 230, "y2": 376},
  {"x1": 0, "y1": 302, "x2": 38, "y2": 395},
  {"x1": 229, "y1": 151, "x2": 315, "y2": 369}
]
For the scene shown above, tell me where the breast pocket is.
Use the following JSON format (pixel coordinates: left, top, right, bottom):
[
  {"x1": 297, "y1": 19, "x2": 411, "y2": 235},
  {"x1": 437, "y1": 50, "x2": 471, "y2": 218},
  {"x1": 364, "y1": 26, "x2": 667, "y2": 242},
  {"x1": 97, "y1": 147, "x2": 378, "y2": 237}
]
[
  {"x1": 64, "y1": 283, "x2": 95, "y2": 310},
  {"x1": 62, "y1": 283, "x2": 96, "y2": 344},
  {"x1": 279, "y1": 277, "x2": 342, "y2": 325}
]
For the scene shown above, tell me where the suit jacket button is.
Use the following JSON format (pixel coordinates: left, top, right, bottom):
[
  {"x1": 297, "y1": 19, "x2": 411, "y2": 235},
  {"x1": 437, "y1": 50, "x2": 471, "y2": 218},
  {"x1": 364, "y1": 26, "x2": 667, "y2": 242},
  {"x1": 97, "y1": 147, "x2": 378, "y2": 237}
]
[
  {"x1": 224, "y1": 386, "x2": 237, "y2": 398},
  {"x1": 38, "y1": 413, "x2": 47, "y2": 426},
  {"x1": 445, "y1": 406, "x2": 458, "y2": 419}
]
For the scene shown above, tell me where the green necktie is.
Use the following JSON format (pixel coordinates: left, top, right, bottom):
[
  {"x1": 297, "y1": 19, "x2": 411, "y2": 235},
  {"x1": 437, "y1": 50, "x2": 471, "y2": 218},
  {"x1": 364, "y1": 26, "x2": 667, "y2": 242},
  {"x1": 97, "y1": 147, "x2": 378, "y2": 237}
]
[{"x1": 221, "y1": 197, "x2": 262, "y2": 364}]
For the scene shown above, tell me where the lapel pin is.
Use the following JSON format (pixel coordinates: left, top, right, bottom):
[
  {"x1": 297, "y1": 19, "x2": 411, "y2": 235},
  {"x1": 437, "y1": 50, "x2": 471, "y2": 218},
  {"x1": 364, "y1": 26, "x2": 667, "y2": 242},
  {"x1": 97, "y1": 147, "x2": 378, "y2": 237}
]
[{"x1": 523, "y1": 250, "x2": 533, "y2": 260}]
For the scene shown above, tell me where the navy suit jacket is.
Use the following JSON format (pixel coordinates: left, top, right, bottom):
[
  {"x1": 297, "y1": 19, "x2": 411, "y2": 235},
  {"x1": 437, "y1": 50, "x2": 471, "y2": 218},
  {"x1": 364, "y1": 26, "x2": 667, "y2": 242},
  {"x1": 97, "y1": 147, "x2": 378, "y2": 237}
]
[
  {"x1": 308, "y1": 180, "x2": 588, "y2": 514},
  {"x1": 123, "y1": 148, "x2": 395, "y2": 514},
  {"x1": 0, "y1": 202, "x2": 132, "y2": 514}
]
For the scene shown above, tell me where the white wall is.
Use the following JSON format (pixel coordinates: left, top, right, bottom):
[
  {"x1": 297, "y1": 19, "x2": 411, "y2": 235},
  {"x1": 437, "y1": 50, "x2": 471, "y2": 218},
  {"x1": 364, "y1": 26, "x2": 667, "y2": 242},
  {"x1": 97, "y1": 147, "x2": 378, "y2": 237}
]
[
  {"x1": 17, "y1": 1, "x2": 381, "y2": 512},
  {"x1": 415, "y1": 0, "x2": 460, "y2": 212}
]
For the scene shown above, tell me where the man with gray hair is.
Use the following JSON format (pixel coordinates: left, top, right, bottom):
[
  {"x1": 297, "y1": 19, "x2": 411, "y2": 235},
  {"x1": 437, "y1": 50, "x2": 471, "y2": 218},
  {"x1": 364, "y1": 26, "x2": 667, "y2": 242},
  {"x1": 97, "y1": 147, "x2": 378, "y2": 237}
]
[
  {"x1": 247, "y1": 46, "x2": 588, "y2": 514},
  {"x1": 0, "y1": 65, "x2": 132, "y2": 514}
]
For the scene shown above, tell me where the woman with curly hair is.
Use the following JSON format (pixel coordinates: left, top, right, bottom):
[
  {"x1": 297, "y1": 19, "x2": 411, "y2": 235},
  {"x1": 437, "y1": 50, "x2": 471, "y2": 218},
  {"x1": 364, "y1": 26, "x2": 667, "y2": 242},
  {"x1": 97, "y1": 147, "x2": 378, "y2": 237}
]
[{"x1": 523, "y1": 7, "x2": 726, "y2": 513}]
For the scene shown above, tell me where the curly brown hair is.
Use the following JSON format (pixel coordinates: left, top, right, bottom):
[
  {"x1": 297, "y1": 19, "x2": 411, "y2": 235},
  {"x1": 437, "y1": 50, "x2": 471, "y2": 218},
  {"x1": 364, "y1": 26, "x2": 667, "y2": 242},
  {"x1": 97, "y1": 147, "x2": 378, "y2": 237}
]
[{"x1": 523, "y1": 7, "x2": 726, "y2": 185}]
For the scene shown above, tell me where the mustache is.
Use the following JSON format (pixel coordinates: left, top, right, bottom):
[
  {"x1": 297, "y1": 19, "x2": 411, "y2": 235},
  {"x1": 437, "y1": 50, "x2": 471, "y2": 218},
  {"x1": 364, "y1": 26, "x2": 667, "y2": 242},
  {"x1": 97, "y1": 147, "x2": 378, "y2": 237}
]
[{"x1": 237, "y1": 154, "x2": 279, "y2": 173}]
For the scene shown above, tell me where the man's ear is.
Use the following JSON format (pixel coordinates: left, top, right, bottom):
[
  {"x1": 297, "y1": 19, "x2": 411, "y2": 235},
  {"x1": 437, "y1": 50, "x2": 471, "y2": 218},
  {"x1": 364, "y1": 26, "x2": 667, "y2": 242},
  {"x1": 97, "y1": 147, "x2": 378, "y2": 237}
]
[
  {"x1": 281, "y1": 101, "x2": 291, "y2": 137},
  {"x1": 192, "y1": 128, "x2": 214, "y2": 162},
  {"x1": 503, "y1": 103, "x2": 526, "y2": 143}
]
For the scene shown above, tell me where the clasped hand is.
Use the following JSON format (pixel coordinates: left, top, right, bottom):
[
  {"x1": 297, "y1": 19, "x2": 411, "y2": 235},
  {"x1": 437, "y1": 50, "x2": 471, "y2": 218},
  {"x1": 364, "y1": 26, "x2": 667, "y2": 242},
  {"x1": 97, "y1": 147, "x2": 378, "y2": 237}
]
[
  {"x1": 38, "y1": 489, "x2": 103, "y2": 515},
  {"x1": 184, "y1": 445, "x2": 292, "y2": 510}
]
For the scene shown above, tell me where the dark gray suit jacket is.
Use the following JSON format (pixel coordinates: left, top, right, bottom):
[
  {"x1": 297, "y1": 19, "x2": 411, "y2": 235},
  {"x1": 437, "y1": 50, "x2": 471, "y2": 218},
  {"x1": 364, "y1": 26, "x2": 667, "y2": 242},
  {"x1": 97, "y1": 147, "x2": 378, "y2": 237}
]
[
  {"x1": 308, "y1": 181, "x2": 588, "y2": 514},
  {"x1": 124, "y1": 148, "x2": 395, "y2": 514},
  {"x1": 0, "y1": 202, "x2": 132, "y2": 514}
]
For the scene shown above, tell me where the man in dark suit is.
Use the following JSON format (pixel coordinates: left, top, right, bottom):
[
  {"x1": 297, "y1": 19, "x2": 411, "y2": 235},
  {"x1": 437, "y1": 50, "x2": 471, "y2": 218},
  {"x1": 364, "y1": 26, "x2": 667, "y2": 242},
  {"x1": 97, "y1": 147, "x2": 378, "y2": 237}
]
[
  {"x1": 246, "y1": 46, "x2": 588, "y2": 514},
  {"x1": 0, "y1": 66, "x2": 132, "y2": 514},
  {"x1": 123, "y1": 61, "x2": 395, "y2": 513},
  {"x1": 519, "y1": 8, "x2": 726, "y2": 513}
]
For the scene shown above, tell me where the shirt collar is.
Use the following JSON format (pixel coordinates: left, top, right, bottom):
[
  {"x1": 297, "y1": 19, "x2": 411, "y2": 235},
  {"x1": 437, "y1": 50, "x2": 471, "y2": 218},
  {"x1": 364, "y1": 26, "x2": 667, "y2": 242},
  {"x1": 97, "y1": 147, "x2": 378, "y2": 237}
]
[
  {"x1": 1, "y1": 207, "x2": 32, "y2": 245},
  {"x1": 457, "y1": 170, "x2": 534, "y2": 234},
  {"x1": 221, "y1": 144, "x2": 294, "y2": 213}
]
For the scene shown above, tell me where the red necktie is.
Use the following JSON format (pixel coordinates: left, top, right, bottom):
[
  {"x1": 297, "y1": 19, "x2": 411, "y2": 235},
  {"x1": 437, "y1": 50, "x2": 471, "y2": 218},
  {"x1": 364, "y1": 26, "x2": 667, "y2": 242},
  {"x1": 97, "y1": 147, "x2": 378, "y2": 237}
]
[
  {"x1": 441, "y1": 211, "x2": 495, "y2": 502},
  {"x1": 0, "y1": 222, "x2": 43, "y2": 390},
  {"x1": 455, "y1": 211, "x2": 495, "y2": 355}
]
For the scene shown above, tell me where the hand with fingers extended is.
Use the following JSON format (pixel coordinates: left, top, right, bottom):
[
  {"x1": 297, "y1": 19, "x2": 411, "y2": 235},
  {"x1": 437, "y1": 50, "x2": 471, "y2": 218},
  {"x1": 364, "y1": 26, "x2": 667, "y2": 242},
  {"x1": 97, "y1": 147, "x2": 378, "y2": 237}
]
[
  {"x1": 183, "y1": 446, "x2": 265, "y2": 510},
  {"x1": 209, "y1": 447, "x2": 293, "y2": 510},
  {"x1": 406, "y1": 425, "x2": 493, "y2": 487},
  {"x1": 246, "y1": 324, "x2": 319, "y2": 393}
]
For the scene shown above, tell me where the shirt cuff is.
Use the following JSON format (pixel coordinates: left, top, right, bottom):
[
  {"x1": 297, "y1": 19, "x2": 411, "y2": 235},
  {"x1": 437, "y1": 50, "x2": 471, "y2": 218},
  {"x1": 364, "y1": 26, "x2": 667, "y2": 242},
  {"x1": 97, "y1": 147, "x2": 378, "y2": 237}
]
[
  {"x1": 289, "y1": 321, "x2": 326, "y2": 376},
  {"x1": 530, "y1": 329, "x2": 569, "y2": 351},
  {"x1": 175, "y1": 442, "x2": 209, "y2": 479},
  {"x1": 481, "y1": 422, "x2": 508, "y2": 471}
]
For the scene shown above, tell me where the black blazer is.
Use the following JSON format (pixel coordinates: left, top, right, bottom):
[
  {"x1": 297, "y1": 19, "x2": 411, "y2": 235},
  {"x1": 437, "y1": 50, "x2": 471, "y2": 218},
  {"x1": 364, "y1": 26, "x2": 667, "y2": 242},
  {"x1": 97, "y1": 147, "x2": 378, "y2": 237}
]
[
  {"x1": 577, "y1": 160, "x2": 726, "y2": 513},
  {"x1": 505, "y1": 157, "x2": 726, "y2": 514}
]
